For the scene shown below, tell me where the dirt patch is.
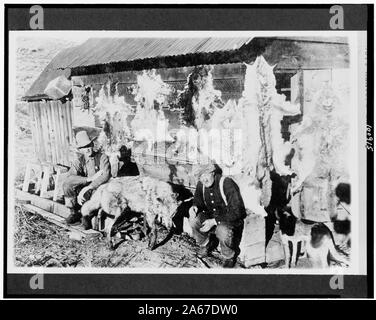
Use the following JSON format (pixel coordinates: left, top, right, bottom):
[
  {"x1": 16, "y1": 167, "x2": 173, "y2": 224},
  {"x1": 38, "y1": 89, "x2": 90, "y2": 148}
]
[
  {"x1": 13, "y1": 205, "x2": 225, "y2": 268},
  {"x1": 14, "y1": 204, "x2": 286, "y2": 269}
]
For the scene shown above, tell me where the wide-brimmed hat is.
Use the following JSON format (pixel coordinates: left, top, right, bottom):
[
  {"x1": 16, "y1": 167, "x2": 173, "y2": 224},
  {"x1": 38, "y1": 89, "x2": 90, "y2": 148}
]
[
  {"x1": 192, "y1": 161, "x2": 218, "y2": 179},
  {"x1": 75, "y1": 130, "x2": 97, "y2": 149}
]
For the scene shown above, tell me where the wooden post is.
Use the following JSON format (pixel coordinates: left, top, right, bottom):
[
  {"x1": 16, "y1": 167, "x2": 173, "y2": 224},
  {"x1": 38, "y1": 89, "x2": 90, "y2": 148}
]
[
  {"x1": 59, "y1": 102, "x2": 67, "y2": 165},
  {"x1": 70, "y1": 101, "x2": 75, "y2": 143},
  {"x1": 40, "y1": 103, "x2": 47, "y2": 162},
  {"x1": 45, "y1": 102, "x2": 56, "y2": 164},
  {"x1": 49, "y1": 101, "x2": 60, "y2": 165},
  {"x1": 55, "y1": 102, "x2": 65, "y2": 164},
  {"x1": 52, "y1": 167, "x2": 61, "y2": 201},
  {"x1": 22, "y1": 163, "x2": 32, "y2": 192},
  {"x1": 57, "y1": 103, "x2": 67, "y2": 165},
  {"x1": 66, "y1": 101, "x2": 73, "y2": 144},
  {"x1": 62, "y1": 102, "x2": 70, "y2": 159},
  {"x1": 60, "y1": 102, "x2": 70, "y2": 165},
  {"x1": 40, "y1": 102, "x2": 51, "y2": 163},
  {"x1": 40, "y1": 165, "x2": 51, "y2": 198},
  {"x1": 34, "y1": 103, "x2": 46, "y2": 162},
  {"x1": 29, "y1": 103, "x2": 38, "y2": 160},
  {"x1": 44, "y1": 103, "x2": 53, "y2": 163},
  {"x1": 51, "y1": 101, "x2": 59, "y2": 164},
  {"x1": 50, "y1": 101, "x2": 62, "y2": 165}
]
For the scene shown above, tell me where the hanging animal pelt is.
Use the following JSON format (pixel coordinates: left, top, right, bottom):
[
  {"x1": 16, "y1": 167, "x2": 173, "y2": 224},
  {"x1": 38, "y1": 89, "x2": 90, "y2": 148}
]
[
  {"x1": 289, "y1": 83, "x2": 350, "y2": 220},
  {"x1": 242, "y1": 56, "x2": 300, "y2": 207},
  {"x1": 178, "y1": 66, "x2": 224, "y2": 129}
]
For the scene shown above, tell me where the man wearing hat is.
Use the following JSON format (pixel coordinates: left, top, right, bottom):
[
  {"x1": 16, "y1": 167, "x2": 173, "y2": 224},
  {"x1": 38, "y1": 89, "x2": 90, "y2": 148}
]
[
  {"x1": 189, "y1": 161, "x2": 246, "y2": 268},
  {"x1": 63, "y1": 130, "x2": 111, "y2": 228}
]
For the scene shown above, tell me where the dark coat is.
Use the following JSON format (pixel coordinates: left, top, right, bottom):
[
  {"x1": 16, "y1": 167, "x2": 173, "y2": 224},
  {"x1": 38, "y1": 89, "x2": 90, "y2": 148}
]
[{"x1": 192, "y1": 174, "x2": 246, "y2": 225}]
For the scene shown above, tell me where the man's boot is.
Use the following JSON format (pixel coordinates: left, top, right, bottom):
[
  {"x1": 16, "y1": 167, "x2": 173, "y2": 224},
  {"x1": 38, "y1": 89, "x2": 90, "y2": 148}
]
[
  {"x1": 65, "y1": 210, "x2": 82, "y2": 225},
  {"x1": 81, "y1": 215, "x2": 92, "y2": 230},
  {"x1": 223, "y1": 248, "x2": 240, "y2": 268},
  {"x1": 223, "y1": 257, "x2": 237, "y2": 268},
  {"x1": 197, "y1": 236, "x2": 219, "y2": 258},
  {"x1": 64, "y1": 197, "x2": 82, "y2": 225}
]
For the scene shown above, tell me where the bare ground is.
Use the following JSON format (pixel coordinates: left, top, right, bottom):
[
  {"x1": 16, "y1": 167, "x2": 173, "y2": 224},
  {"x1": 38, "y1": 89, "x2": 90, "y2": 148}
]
[
  {"x1": 14, "y1": 204, "x2": 351, "y2": 269},
  {"x1": 13, "y1": 205, "x2": 238, "y2": 269},
  {"x1": 14, "y1": 204, "x2": 290, "y2": 269}
]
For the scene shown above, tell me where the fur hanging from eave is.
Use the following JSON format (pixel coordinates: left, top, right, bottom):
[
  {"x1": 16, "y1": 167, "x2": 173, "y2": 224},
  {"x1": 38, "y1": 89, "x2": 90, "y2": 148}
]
[{"x1": 177, "y1": 66, "x2": 224, "y2": 129}]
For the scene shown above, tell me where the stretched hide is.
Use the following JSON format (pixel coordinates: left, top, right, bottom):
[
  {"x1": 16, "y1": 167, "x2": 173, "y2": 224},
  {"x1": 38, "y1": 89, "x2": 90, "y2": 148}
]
[{"x1": 81, "y1": 176, "x2": 180, "y2": 249}]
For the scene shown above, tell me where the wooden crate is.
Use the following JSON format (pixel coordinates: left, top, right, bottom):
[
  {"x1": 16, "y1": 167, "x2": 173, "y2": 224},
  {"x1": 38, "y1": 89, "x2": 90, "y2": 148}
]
[
  {"x1": 239, "y1": 214, "x2": 266, "y2": 267},
  {"x1": 239, "y1": 214, "x2": 285, "y2": 267},
  {"x1": 266, "y1": 229, "x2": 285, "y2": 264}
]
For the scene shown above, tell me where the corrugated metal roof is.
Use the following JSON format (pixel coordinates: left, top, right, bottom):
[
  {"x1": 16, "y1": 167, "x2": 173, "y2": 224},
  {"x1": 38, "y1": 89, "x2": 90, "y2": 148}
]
[
  {"x1": 55, "y1": 37, "x2": 253, "y2": 69},
  {"x1": 23, "y1": 37, "x2": 253, "y2": 100},
  {"x1": 273, "y1": 36, "x2": 348, "y2": 44},
  {"x1": 23, "y1": 36, "x2": 349, "y2": 100}
]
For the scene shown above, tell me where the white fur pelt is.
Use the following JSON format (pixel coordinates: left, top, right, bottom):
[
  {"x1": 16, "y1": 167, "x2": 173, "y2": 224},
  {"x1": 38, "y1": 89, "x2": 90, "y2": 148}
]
[{"x1": 81, "y1": 176, "x2": 180, "y2": 248}]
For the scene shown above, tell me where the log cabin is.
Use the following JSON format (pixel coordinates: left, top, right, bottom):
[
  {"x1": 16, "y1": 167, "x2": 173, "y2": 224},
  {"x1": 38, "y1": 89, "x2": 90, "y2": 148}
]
[{"x1": 18, "y1": 36, "x2": 350, "y2": 266}]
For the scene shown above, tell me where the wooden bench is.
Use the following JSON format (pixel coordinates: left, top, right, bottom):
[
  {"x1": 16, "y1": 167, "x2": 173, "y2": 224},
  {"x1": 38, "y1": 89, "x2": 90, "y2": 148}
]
[{"x1": 22, "y1": 161, "x2": 68, "y2": 201}]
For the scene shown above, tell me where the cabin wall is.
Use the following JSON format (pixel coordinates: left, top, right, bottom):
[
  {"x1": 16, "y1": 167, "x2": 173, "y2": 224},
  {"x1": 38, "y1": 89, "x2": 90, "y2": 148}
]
[
  {"x1": 263, "y1": 39, "x2": 349, "y2": 70},
  {"x1": 67, "y1": 43, "x2": 350, "y2": 187},
  {"x1": 68, "y1": 39, "x2": 349, "y2": 129},
  {"x1": 71, "y1": 63, "x2": 247, "y2": 128},
  {"x1": 73, "y1": 64, "x2": 246, "y2": 102}
]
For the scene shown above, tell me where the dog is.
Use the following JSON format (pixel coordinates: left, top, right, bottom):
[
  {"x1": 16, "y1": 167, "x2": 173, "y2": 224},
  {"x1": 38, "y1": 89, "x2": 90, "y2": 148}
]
[
  {"x1": 278, "y1": 210, "x2": 349, "y2": 269},
  {"x1": 333, "y1": 183, "x2": 351, "y2": 249}
]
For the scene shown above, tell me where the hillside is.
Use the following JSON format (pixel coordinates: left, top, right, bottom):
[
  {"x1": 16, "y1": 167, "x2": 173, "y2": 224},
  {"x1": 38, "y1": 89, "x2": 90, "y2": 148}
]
[{"x1": 16, "y1": 36, "x2": 80, "y2": 100}]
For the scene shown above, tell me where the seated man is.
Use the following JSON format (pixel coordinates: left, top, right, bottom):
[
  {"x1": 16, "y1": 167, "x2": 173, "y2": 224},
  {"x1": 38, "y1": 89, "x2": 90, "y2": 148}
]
[
  {"x1": 189, "y1": 162, "x2": 246, "y2": 268},
  {"x1": 116, "y1": 145, "x2": 140, "y2": 177},
  {"x1": 63, "y1": 130, "x2": 111, "y2": 228}
]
